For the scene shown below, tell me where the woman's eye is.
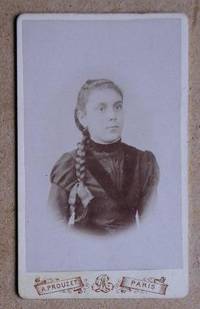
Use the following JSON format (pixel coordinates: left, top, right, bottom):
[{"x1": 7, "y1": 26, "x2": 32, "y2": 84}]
[
  {"x1": 115, "y1": 103, "x2": 122, "y2": 111},
  {"x1": 98, "y1": 105, "x2": 106, "y2": 112}
]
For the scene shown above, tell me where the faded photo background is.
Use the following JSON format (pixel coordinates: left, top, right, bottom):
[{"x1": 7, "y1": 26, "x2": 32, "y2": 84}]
[{"x1": 21, "y1": 17, "x2": 183, "y2": 271}]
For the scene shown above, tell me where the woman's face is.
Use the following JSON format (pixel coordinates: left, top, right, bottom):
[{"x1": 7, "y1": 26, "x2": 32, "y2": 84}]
[{"x1": 79, "y1": 87, "x2": 124, "y2": 144}]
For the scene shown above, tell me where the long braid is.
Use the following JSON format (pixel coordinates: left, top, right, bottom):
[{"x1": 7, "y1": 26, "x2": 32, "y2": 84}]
[
  {"x1": 68, "y1": 130, "x2": 90, "y2": 224},
  {"x1": 75, "y1": 131, "x2": 89, "y2": 183}
]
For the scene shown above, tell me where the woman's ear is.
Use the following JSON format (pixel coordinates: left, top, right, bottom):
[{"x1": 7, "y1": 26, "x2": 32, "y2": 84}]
[{"x1": 77, "y1": 110, "x2": 87, "y2": 128}]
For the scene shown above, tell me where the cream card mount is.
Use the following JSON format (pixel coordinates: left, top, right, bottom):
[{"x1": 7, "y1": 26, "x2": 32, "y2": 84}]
[{"x1": 17, "y1": 13, "x2": 188, "y2": 299}]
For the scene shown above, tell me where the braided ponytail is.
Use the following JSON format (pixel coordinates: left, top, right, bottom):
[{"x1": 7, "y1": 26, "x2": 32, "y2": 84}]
[
  {"x1": 68, "y1": 131, "x2": 91, "y2": 224},
  {"x1": 75, "y1": 131, "x2": 89, "y2": 183}
]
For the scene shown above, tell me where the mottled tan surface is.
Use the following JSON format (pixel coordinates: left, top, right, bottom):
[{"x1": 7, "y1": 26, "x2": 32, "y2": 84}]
[{"x1": 0, "y1": 0, "x2": 199, "y2": 308}]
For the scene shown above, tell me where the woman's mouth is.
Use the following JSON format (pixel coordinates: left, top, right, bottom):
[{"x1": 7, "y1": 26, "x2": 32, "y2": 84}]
[{"x1": 106, "y1": 125, "x2": 119, "y2": 129}]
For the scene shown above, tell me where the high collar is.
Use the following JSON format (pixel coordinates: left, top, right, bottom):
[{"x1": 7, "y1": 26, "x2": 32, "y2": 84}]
[{"x1": 88, "y1": 138, "x2": 122, "y2": 153}]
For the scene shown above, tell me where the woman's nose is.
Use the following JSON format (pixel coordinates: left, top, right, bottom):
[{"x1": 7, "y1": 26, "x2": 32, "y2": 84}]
[{"x1": 107, "y1": 107, "x2": 116, "y2": 120}]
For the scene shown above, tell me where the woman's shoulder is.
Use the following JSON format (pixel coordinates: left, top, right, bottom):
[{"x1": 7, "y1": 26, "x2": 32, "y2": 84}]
[
  {"x1": 122, "y1": 142, "x2": 155, "y2": 158},
  {"x1": 122, "y1": 142, "x2": 159, "y2": 188},
  {"x1": 50, "y1": 150, "x2": 77, "y2": 191},
  {"x1": 122, "y1": 142, "x2": 159, "y2": 171}
]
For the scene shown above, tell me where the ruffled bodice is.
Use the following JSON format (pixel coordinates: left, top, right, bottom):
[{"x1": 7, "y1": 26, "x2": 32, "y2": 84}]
[{"x1": 49, "y1": 140, "x2": 159, "y2": 234}]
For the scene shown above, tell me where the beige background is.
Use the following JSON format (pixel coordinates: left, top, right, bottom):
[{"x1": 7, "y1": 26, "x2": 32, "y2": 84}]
[{"x1": 0, "y1": 0, "x2": 199, "y2": 308}]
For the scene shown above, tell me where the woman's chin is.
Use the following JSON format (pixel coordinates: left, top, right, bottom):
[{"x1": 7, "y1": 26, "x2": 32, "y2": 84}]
[
  {"x1": 90, "y1": 131, "x2": 122, "y2": 144},
  {"x1": 100, "y1": 136, "x2": 121, "y2": 144}
]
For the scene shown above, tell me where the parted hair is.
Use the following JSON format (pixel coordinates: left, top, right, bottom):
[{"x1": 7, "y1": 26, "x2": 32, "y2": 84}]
[{"x1": 74, "y1": 79, "x2": 123, "y2": 185}]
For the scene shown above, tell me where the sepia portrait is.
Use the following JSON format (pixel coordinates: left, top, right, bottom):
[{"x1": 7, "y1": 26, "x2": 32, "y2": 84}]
[{"x1": 48, "y1": 78, "x2": 159, "y2": 234}]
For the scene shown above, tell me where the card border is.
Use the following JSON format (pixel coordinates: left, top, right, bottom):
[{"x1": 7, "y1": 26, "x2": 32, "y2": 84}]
[{"x1": 17, "y1": 13, "x2": 189, "y2": 299}]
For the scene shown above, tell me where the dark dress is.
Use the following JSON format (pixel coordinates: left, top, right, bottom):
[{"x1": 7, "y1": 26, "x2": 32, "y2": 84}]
[{"x1": 49, "y1": 140, "x2": 159, "y2": 234}]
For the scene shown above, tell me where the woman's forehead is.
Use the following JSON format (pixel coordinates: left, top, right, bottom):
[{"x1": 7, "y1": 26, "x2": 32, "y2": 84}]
[{"x1": 86, "y1": 87, "x2": 123, "y2": 105}]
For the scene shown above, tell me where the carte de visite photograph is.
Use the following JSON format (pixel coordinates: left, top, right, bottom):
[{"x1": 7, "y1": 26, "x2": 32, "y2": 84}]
[{"x1": 17, "y1": 13, "x2": 188, "y2": 299}]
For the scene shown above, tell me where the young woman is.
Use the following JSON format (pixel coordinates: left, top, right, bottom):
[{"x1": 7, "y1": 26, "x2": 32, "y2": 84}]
[{"x1": 48, "y1": 79, "x2": 159, "y2": 234}]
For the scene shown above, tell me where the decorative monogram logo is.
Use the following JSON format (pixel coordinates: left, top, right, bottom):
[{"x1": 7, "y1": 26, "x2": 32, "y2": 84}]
[{"x1": 92, "y1": 274, "x2": 114, "y2": 293}]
